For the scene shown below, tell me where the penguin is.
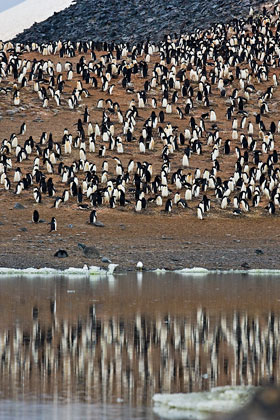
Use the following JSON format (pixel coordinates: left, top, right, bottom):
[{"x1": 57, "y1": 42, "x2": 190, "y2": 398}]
[
  {"x1": 165, "y1": 198, "x2": 172, "y2": 213},
  {"x1": 197, "y1": 206, "x2": 204, "y2": 220},
  {"x1": 32, "y1": 210, "x2": 40, "y2": 223},
  {"x1": 224, "y1": 140, "x2": 231, "y2": 155},
  {"x1": 266, "y1": 202, "x2": 275, "y2": 215},
  {"x1": 19, "y1": 122, "x2": 26, "y2": 135},
  {"x1": 89, "y1": 210, "x2": 97, "y2": 224},
  {"x1": 53, "y1": 197, "x2": 63, "y2": 208},
  {"x1": 49, "y1": 217, "x2": 57, "y2": 232}
]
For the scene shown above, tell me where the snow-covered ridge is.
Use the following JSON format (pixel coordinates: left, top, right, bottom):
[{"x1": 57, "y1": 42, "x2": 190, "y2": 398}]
[{"x1": 0, "y1": 0, "x2": 74, "y2": 41}]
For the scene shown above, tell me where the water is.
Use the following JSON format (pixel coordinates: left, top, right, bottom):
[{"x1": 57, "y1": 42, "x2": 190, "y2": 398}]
[
  {"x1": 0, "y1": 0, "x2": 26, "y2": 13},
  {"x1": 0, "y1": 271, "x2": 280, "y2": 419}
]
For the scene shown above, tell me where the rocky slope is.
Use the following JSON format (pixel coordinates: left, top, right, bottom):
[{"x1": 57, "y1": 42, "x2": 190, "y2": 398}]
[{"x1": 12, "y1": 0, "x2": 264, "y2": 44}]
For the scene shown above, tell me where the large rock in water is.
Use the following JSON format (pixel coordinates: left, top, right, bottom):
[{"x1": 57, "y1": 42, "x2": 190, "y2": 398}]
[
  {"x1": 217, "y1": 387, "x2": 280, "y2": 420},
  {"x1": 12, "y1": 0, "x2": 263, "y2": 44}
]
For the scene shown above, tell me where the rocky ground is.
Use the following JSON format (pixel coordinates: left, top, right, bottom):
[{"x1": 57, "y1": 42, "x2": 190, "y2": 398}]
[
  {"x1": 1, "y1": 195, "x2": 280, "y2": 272},
  {"x1": 11, "y1": 0, "x2": 265, "y2": 44}
]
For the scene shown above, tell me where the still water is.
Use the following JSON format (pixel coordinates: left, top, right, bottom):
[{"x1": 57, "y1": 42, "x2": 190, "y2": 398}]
[{"x1": 0, "y1": 271, "x2": 279, "y2": 419}]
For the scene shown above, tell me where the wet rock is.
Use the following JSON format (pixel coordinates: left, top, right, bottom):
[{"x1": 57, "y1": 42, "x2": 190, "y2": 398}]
[
  {"x1": 222, "y1": 386, "x2": 280, "y2": 420},
  {"x1": 54, "y1": 249, "x2": 68, "y2": 258}
]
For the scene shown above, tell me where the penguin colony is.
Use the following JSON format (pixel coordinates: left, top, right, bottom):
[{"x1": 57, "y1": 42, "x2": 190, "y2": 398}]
[{"x1": 0, "y1": 4, "x2": 280, "y2": 228}]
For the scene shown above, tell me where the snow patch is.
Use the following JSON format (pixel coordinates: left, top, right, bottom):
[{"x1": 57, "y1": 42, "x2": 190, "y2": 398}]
[{"x1": 0, "y1": 0, "x2": 75, "y2": 41}]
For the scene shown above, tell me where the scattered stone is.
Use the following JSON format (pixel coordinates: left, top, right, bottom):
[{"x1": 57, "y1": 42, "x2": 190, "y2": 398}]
[
  {"x1": 19, "y1": 227, "x2": 27, "y2": 232},
  {"x1": 255, "y1": 249, "x2": 264, "y2": 255},
  {"x1": 14, "y1": 203, "x2": 25, "y2": 210},
  {"x1": 6, "y1": 109, "x2": 18, "y2": 115},
  {"x1": 101, "y1": 257, "x2": 111, "y2": 263},
  {"x1": 54, "y1": 249, "x2": 68, "y2": 258}
]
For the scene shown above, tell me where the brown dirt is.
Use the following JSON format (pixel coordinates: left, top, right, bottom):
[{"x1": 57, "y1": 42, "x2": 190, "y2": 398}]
[{"x1": 0, "y1": 7, "x2": 280, "y2": 271}]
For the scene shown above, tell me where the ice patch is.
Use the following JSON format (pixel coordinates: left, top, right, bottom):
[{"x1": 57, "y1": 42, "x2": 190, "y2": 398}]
[
  {"x1": 175, "y1": 268, "x2": 280, "y2": 276},
  {"x1": 153, "y1": 386, "x2": 256, "y2": 419},
  {"x1": 0, "y1": 264, "x2": 118, "y2": 278},
  {"x1": 175, "y1": 267, "x2": 210, "y2": 276},
  {"x1": 0, "y1": 0, "x2": 75, "y2": 41},
  {"x1": 247, "y1": 269, "x2": 280, "y2": 275}
]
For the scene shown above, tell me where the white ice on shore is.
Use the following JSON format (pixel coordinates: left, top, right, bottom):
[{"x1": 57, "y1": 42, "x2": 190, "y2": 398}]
[
  {"x1": 0, "y1": 266, "x2": 279, "y2": 279},
  {"x1": 0, "y1": 264, "x2": 118, "y2": 278},
  {"x1": 0, "y1": 0, "x2": 75, "y2": 41},
  {"x1": 153, "y1": 386, "x2": 256, "y2": 419}
]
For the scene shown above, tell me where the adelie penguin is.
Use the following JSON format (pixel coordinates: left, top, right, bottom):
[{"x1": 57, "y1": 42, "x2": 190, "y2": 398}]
[
  {"x1": 89, "y1": 210, "x2": 104, "y2": 227},
  {"x1": 49, "y1": 217, "x2": 57, "y2": 232},
  {"x1": 32, "y1": 209, "x2": 40, "y2": 223},
  {"x1": 54, "y1": 249, "x2": 68, "y2": 258}
]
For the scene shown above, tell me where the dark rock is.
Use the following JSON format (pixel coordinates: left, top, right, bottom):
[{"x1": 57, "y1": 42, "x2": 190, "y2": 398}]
[
  {"x1": 19, "y1": 227, "x2": 28, "y2": 232},
  {"x1": 78, "y1": 243, "x2": 100, "y2": 258},
  {"x1": 223, "y1": 386, "x2": 280, "y2": 420},
  {"x1": 255, "y1": 249, "x2": 264, "y2": 255},
  {"x1": 14, "y1": 203, "x2": 25, "y2": 210},
  {"x1": 101, "y1": 257, "x2": 112, "y2": 263},
  {"x1": 11, "y1": 0, "x2": 264, "y2": 45},
  {"x1": 54, "y1": 249, "x2": 69, "y2": 258},
  {"x1": 241, "y1": 262, "x2": 250, "y2": 269}
]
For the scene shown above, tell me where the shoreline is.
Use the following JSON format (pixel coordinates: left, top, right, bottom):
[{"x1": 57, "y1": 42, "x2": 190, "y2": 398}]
[{"x1": 1, "y1": 212, "x2": 280, "y2": 272}]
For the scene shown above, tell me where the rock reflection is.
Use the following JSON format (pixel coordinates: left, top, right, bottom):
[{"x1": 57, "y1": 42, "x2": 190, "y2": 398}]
[{"x1": 0, "y1": 274, "x2": 279, "y2": 406}]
